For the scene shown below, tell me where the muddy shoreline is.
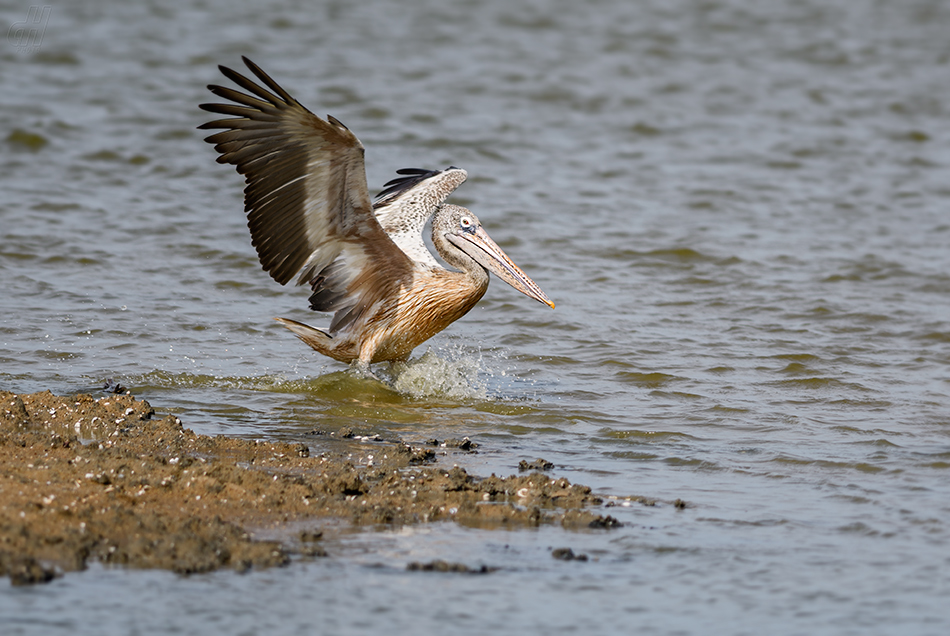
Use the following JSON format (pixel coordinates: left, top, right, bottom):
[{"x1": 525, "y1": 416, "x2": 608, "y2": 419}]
[{"x1": 0, "y1": 389, "x2": 627, "y2": 585}]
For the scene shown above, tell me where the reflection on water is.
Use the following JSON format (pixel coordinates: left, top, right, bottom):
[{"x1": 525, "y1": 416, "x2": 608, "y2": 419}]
[{"x1": 2, "y1": 0, "x2": 950, "y2": 633}]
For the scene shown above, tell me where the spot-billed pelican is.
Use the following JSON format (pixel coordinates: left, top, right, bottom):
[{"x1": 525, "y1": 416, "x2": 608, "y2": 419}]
[{"x1": 199, "y1": 57, "x2": 553, "y2": 374}]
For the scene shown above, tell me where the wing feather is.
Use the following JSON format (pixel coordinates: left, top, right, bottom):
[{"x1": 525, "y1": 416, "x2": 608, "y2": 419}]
[
  {"x1": 372, "y1": 166, "x2": 468, "y2": 267},
  {"x1": 199, "y1": 56, "x2": 413, "y2": 334}
]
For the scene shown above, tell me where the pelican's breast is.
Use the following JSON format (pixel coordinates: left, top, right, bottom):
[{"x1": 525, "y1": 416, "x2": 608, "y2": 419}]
[{"x1": 365, "y1": 267, "x2": 488, "y2": 363}]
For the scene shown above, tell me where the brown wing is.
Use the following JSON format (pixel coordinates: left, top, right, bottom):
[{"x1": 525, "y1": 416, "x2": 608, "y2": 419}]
[{"x1": 199, "y1": 57, "x2": 414, "y2": 334}]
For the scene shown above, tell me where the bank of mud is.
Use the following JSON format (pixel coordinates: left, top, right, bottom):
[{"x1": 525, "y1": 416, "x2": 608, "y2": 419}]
[{"x1": 0, "y1": 390, "x2": 624, "y2": 585}]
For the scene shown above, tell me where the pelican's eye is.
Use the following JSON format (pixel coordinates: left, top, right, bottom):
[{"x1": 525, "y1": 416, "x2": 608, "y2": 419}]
[{"x1": 459, "y1": 217, "x2": 473, "y2": 230}]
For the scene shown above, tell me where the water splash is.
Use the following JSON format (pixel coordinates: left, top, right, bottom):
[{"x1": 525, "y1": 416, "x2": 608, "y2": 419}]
[{"x1": 388, "y1": 346, "x2": 490, "y2": 400}]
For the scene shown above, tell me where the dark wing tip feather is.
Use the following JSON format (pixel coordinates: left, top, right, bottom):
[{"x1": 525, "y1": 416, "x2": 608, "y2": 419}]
[
  {"x1": 327, "y1": 115, "x2": 350, "y2": 130},
  {"x1": 375, "y1": 167, "x2": 443, "y2": 202},
  {"x1": 238, "y1": 56, "x2": 298, "y2": 104}
]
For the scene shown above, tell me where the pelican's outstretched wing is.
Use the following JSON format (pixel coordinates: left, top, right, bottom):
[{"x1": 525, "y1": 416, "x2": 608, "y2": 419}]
[
  {"x1": 199, "y1": 57, "x2": 413, "y2": 334},
  {"x1": 373, "y1": 167, "x2": 468, "y2": 268}
]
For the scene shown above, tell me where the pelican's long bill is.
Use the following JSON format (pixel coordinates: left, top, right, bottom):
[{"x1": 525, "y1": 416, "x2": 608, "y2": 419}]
[{"x1": 449, "y1": 226, "x2": 555, "y2": 309}]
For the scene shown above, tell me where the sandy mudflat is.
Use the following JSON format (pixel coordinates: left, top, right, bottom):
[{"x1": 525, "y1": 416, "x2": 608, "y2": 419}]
[{"x1": 0, "y1": 390, "x2": 621, "y2": 585}]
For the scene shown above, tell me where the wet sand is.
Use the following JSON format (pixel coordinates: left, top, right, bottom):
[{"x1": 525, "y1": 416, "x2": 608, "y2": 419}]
[{"x1": 0, "y1": 390, "x2": 623, "y2": 585}]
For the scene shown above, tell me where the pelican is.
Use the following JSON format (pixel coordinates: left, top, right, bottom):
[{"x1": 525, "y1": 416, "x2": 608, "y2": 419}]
[{"x1": 199, "y1": 57, "x2": 553, "y2": 374}]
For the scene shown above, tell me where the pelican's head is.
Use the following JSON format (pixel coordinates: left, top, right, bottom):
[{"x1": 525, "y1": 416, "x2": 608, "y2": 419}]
[{"x1": 433, "y1": 204, "x2": 554, "y2": 308}]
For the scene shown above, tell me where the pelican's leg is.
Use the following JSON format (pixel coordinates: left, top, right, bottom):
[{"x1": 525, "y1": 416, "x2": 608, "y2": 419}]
[
  {"x1": 353, "y1": 339, "x2": 384, "y2": 382},
  {"x1": 352, "y1": 359, "x2": 381, "y2": 381}
]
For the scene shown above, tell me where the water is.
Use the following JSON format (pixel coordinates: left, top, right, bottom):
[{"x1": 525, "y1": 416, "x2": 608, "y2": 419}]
[{"x1": 2, "y1": 0, "x2": 950, "y2": 633}]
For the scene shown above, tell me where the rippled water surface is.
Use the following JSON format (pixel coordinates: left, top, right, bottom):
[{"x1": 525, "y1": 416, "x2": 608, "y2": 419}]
[{"x1": 3, "y1": 0, "x2": 950, "y2": 634}]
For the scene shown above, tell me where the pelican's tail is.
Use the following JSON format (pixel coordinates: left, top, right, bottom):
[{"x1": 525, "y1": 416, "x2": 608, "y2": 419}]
[{"x1": 274, "y1": 317, "x2": 334, "y2": 356}]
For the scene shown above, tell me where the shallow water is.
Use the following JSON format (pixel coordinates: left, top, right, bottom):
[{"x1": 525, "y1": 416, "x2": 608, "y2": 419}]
[{"x1": 2, "y1": 0, "x2": 950, "y2": 633}]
